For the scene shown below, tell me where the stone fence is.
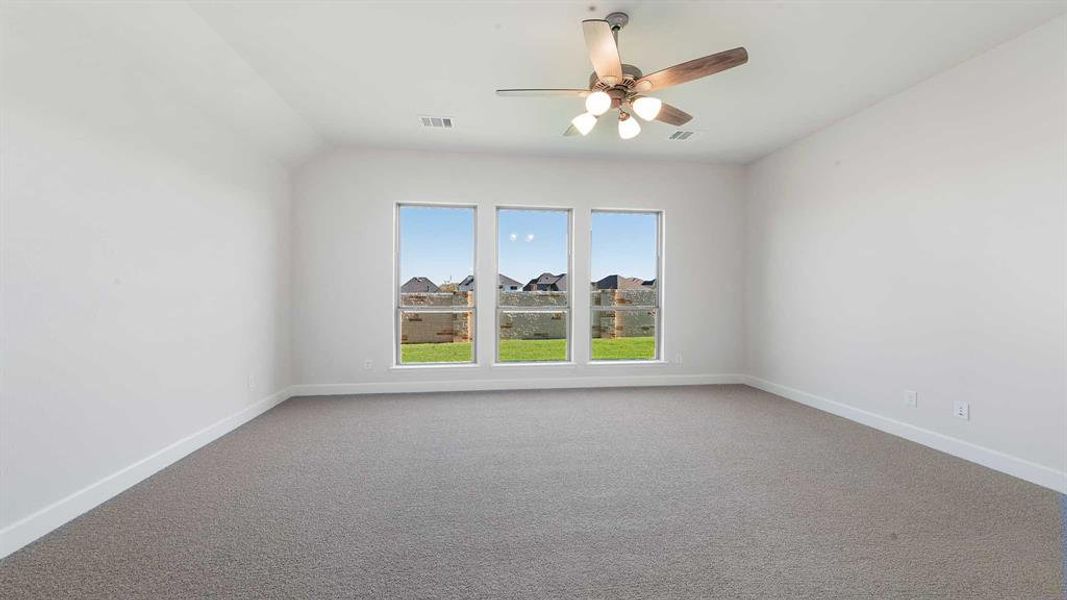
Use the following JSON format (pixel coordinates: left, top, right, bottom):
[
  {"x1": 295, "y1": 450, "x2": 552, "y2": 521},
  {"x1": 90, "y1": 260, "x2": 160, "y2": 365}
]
[
  {"x1": 400, "y1": 292, "x2": 472, "y2": 344},
  {"x1": 399, "y1": 289, "x2": 657, "y2": 344}
]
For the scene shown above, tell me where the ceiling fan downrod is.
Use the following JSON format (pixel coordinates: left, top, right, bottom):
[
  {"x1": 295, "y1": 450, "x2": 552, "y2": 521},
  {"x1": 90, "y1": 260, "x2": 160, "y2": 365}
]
[{"x1": 606, "y1": 11, "x2": 629, "y2": 41}]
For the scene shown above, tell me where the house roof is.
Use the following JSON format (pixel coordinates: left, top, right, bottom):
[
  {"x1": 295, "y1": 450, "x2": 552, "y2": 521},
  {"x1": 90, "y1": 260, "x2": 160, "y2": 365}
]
[
  {"x1": 400, "y1": 276, "x2": 439, "y2": 293},
  {"x1": 593, "y1": 275, "x2": 645, "y2": 290},
  {"x1": 525, "y1": 272, "x2": 567, "y2": 291},
  {"x1": 458, "y1": 274, "x2": 522, "y2": 288}
]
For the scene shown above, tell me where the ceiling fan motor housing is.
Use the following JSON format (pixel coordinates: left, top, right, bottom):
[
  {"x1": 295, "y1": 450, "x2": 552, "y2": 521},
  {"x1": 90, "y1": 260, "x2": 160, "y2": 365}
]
[{"x1": 588, "y1": 64, "x2": 644, "y2": 91}]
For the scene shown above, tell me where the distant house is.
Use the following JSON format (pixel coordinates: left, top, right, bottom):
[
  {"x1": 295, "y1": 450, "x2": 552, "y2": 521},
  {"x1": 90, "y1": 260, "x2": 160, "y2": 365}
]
[
  {"x1": 498, "y1": 274, "x2": 523, "y2": 291},
  {"x1": 457, "y1": 274, "x2": 522, "y2": 292},
  {"x1": 524, "y1": 272, "x2": 567, "y2": 292},
  {"x1": 592, "y1": 275, "x2": 645, "y2": 290},
  {"x1": 642, "y1": 279, "x2": 656, "y2": 287},
  {"x1": 400, "y1": 276, "x2": 439, "y2": 293}
]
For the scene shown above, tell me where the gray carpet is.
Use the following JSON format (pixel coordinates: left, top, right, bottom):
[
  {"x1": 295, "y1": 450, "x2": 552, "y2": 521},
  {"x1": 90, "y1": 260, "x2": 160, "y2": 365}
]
[{"x1": 0, "y1": 385, "x2": 1062, "y2": 599}]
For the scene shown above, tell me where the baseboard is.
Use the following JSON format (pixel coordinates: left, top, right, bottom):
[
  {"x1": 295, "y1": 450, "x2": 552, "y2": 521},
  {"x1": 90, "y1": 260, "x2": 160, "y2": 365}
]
[
  {"x1": 0, "y1": 387, "x2": 294, "y2": 559},
  {"x1": 289, "y1": 373, "x2": 747, "y2": 397},
  {"x1": 741, "y1": 376, "x2": 1067, "y2": 494}
]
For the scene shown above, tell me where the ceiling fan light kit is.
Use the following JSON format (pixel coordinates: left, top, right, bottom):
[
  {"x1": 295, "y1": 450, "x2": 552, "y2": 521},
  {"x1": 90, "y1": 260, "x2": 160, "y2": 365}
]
[{"x1": 496, "y1": 12, "x2": 748, "y2": 140}]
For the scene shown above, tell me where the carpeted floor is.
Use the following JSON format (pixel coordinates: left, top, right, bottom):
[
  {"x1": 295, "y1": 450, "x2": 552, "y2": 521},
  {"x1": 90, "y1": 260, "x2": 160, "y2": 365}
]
[{"x1": 0, "y1": 385, "x2": 1062, "y2": 599}]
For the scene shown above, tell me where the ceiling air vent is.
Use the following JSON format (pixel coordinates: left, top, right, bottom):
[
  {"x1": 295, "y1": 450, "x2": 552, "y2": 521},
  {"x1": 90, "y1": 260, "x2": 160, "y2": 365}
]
[
  {"x1": 420, "y1": 115, "x2": 454, "y2": 129},
  {"x1": 668, "y1": 130, "x2": 696, "y2": 140}
]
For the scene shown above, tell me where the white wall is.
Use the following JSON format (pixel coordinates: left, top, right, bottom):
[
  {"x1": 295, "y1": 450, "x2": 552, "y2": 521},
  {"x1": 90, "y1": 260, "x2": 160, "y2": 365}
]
[
  {"x1": 292, "y1": 149, "x2": 746, "y2": 391},
  {"x1": 0, "y1": 3, "x2": 312, "y2": 553},
  {"x1": 744, "y1": 17, "x2": 1066, "y2": 487}
]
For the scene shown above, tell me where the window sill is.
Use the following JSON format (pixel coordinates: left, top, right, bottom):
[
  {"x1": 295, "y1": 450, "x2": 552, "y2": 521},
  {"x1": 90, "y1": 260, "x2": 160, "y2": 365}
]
[
  {"x1": 390, "y1": 363, "x2": 480, "y2": 370},
  {"x1": 492, "y1": 361, "x2": 577, "y2": 368},
  {"x1": 587, "y1": 359, "x2": 669, "y2": 366}
]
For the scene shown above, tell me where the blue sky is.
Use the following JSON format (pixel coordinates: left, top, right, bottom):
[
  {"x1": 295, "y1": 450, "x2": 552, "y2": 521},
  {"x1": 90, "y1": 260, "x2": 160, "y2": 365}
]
[
  {"x1": 498, "y1": 209, "x2": 568, "y2": 284},
  {"x1": 399, "y1": 206, "x2": 658, "y2": 286},
  {"x1": 399, "y1": 206, "x2": 474, "y2": 284},
  {"x1": 590, "y1": 211, "x2": 658, "y2": 281}
]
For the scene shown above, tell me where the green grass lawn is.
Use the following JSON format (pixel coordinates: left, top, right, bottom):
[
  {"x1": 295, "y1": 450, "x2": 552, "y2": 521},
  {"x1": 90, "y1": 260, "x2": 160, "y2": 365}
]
[
  {"x1": 499, "y1": 338, "x2": 566, "y2": 362},
  {"x1": 591, "y1": 336, "x2": 656, "y2": 361},
  {"x1": 400, "y1": 336, "x2": 655, "y2": 364}
]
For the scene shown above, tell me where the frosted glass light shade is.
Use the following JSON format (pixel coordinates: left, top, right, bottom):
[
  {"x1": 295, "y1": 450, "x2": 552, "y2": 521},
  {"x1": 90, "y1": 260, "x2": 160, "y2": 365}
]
[
  {"x1": 618, "y1": 115, "x2": 641, "y2": 139},
  {"x1": 632, "y1": 96, "x2": 662, "y2": 121},
  {"x1": 571, "y1": 112, "x2": 597, "y2": 136},
  {"x1": 584, "y1": 91, "x2": 612, "y2": 116}
]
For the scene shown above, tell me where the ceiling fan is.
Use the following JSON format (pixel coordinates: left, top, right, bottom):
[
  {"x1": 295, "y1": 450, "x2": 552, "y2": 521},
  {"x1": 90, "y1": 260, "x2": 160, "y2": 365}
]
[{"x1": 496, "y1": 12, "x2": 748, "y2": 140}]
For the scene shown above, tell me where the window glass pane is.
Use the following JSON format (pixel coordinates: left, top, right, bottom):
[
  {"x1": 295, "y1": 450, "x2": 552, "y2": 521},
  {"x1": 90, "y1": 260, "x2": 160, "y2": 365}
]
[
  {"x1": 590, "y1": 286, "x2": 657, "y2": 308},
  {"x1": 591, "y1": 211, "x2": 659, "y2": 361},
  {"x1": 591, "y1": 309, "x2": 657, "y2": 361},
  {"x1": 401, "y1": 292, "x2": 473, "y2": 307},
  {"x1": 590, "y1": 212, "x2": 658, "y2": 307},
  {"x1": 498, "y1": 311, "x2": 568, "y2": 362},
  {"x1": 397, "y1": 205, "x2": 475, "y2": 366},
  {"x1": 399, "y1": 206, "x2": 474, "y2": 307},
  {"x1": 499, "y1": 289, "x2": 568, "y2": 307},
  {"x1": 497, "y1": 209, "x2": 568, "y2": 306},
  {"x1": 400, "y1": 311, "x2": 473, "y2": 364},
  {"x1": 496, "y1": 208, "x2": 570, "y2": 364}
]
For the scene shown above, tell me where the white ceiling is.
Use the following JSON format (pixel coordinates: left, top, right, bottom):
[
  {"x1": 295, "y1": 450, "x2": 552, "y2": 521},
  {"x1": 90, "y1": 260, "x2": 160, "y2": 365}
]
[
  {"x1": 190, "y1": 1, "x2": 1065, "y2": 164},
  {"x1": 7, "y1": 1, "x2": 981, "y2": 166},
  {"x1": 1, "y1": 2, "x2": 322, "y2": 166},
  {"x1": 4, "y1": 2, "x2": 1064, "y2": 166}
]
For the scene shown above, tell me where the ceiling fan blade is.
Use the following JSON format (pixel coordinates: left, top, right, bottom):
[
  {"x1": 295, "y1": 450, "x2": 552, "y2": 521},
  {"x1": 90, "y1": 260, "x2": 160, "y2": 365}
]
[
  {"x1": 496, "y1": 88, "x2": 590, "y2": 97},
  {"x1": 634, "y1": 47, "x2": 748, "y2": 92},
  {"x1": 582, "y1": 19, "x2": 623, "y2": 85},
  {"x1": 563, "y1": 124, "x2": 580, "y2": 136},
  {"x1": 656, "y1": 102, "x2": 693, "y2": 126}
]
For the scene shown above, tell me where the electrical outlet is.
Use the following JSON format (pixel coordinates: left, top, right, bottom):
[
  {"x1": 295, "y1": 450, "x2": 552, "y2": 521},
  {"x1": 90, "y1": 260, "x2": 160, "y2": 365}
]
[
  {"x1": 953, "y1": 400, "x2": 969, "y2": 420},
  {"x1": 363, "y1": 359, "x2": 373, "y2": 371},
  {"x1": 247, "y1": 374, "x2": 255, "y2": 392},
  {"x1": 674, "y1": 354, "x2": 683, "y2": 364},
  {"x1": 904, "y1": 390, "x2": 918, "y2": 408}
]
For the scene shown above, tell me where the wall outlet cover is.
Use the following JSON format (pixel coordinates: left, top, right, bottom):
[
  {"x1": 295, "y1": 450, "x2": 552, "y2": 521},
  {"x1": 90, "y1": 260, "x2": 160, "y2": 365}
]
[
  {"x1": 953, "y1": 400, "x2": 970, "y2": 420},
  {"x1": 905, "y1": 390, "x2": 918, "y2": 407}
]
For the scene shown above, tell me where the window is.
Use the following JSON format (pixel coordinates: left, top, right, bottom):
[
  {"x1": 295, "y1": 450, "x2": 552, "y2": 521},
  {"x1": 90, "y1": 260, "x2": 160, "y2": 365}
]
[
  {"x1": 496, "y1": 208, "x2": 571, "y2": 362},
  {"x1": 396, "y1": 205, "x2": 475, "y2": 364},
  {"x1": 590, "y1": 210, "x2": 661, "y2": 361}
]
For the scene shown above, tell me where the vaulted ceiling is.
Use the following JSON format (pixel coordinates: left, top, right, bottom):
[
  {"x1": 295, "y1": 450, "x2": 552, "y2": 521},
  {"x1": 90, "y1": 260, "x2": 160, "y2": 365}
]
[
  {"x1": 192, "y1": 1, "x2": 1065, "y2": 164},
  {"x1": 9, "y1": 2, "x2": 1062, "y2": 166}
]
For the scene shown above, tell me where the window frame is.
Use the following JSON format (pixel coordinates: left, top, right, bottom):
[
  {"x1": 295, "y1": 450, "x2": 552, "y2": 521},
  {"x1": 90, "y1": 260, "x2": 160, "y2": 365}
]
[
  {"x1": 493, "y1": 206, "x2": 574, "y2": 365},
  {"x1": 394, "y1": 202, "x2": 478, "y2": 367},
  {"x1": 588, "y1": 208, "x2": 663, "y2": 363}
]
